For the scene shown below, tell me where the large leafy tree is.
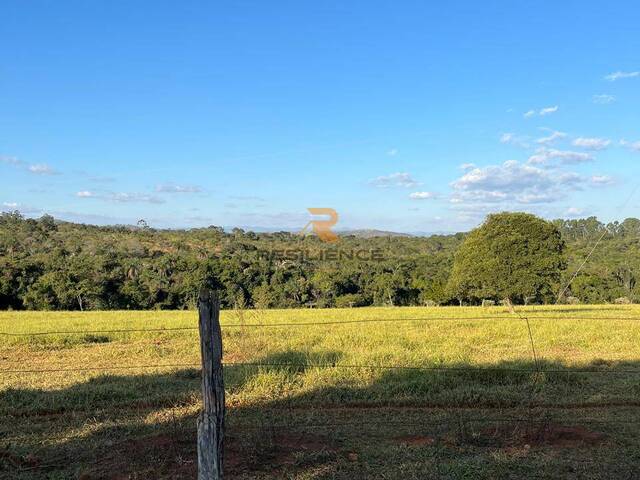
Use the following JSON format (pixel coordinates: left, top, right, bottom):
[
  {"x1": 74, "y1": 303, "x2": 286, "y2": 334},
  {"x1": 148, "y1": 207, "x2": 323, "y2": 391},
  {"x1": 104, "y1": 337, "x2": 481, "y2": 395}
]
[{"x1": 447, "y1": 212, "x2": 566, "y2": 304}]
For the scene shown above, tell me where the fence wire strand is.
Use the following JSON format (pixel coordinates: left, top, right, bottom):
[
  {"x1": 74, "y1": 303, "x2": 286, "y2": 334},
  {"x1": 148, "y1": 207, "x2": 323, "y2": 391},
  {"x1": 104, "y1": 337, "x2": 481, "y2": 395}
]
[{"x1": 2, "y1": 314, "x2": 640, "y2": 337}]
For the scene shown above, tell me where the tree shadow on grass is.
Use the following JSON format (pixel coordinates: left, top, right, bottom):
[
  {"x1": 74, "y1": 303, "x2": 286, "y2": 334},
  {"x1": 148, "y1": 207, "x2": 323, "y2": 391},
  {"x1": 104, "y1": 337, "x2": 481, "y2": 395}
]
[{"x1": 2, "y1": 352, "x2": 640, "y2": 479}]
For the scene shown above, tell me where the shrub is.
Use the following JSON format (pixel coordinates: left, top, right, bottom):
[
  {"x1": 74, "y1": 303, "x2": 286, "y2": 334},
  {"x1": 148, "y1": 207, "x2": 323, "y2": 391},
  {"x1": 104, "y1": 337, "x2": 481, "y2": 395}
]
[
  {"x1": 334, "y1": 294, "x2": 367, "y2": 308},
  {"x1": 564, "y1": 296, "x2": 580, "y2": 305},
  {"x1": 614, "y1": 296, "x2": 632, "y2": 305}
]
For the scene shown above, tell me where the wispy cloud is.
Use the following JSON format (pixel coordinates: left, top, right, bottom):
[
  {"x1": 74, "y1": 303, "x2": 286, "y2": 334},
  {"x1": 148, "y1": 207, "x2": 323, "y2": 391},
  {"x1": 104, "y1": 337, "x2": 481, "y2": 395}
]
[
  {"x1": 592, "y1": 94, "x2": 616, "y2": 104},
  {"x1": 1, "y1": 156, "x2": 59, "y2": 175},
  {"x1": 539, "y1": 106, "x2": 559, "y2": 116},
  {"x1": 605, "y1": 71, "x2": 639, "y2": 81},
  {"x1": 155, "y1": 184, "x2": 202, "y2": 193},
  {"x1": 409, "y1": 191, "x2": 437, "y2": 200},
  {"x1": 566, "y1": 207, "x2": 585, "y2": 217},
  {"x1": 537, "y1": 130, "x2": 567, "y2": 145},
  {"x1": 88, "y1": 175, "x2": 116, "y2": 183},
  {"x1": 572, "y1": 137, "x2": 611, "y2": 151},
  {"x1": 28, "y1": 163, "x2": 57, "y2": 175},
  {"x1": 76, "y1": 191, "x2": 96, "y2": 198},
  {"x1": 620, "y1": 139, "x2": 640, "y2": 152},
  {"x1": 459, "y1": 163, "x2": 476, "y2": 170},
  {"x1": 500, "y1": 133, "x2": 530, "y2": 148},
  {"x1": 0, "y1": 156, "x2": 25, "y2": 167},
  {"x1": 528, "y1": 148, "x2": 593, "y2": 165},
  {"x1": 369, "y1": 172, "x2": 420, "y2": 188},
  {"x1": 524, "y1": 106, "x2": 559, "y2": 118},
  {"x1": 76, "y1": 190, "x2": 165, "y2": 204},
  {"x1": 591, "y1": 175, "x2": 615, "y2": 186},
  {"x1": 2, "y1": 202, "x2": 19, "y2": 208},
  {"x1": 110, "y1": 193, "x2": 165, "y2": 204},
  {"x1": 387, "y1": 148, "x2": 398, "y2": 156}
]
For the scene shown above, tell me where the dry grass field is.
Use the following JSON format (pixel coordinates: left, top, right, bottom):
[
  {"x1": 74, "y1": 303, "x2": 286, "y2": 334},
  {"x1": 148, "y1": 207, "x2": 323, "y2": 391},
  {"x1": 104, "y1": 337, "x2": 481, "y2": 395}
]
[{"x1": 2, "y1": 305, "x2": 640, "y2": 479}]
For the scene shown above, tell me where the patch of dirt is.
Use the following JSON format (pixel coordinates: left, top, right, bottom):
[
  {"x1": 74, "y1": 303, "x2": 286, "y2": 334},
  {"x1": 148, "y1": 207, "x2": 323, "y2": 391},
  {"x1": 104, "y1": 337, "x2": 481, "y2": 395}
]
[
  {"x1": 225, "y1": 430, "x2": 338, "y2": 476},
  {"x1": 274, "y1": 432, "x2": 335, "y2": 454},
  {"x1": 479, "y1": 423, "x2": 607, "y2": 449},
  {"x1": 524, "y1": 424, "x2": 607, "y2": 447},
  {"x1": 394, "y1": 435, "x2": 436, "y2": 446},
  {"x1": 92, "y1": 434, "x2": 196, "y2": 480},
  {"x1": 0, "y1": 448, "x2": 38, "y2": 469},
  {"x1": 84, "y1": 430, "x2": 338, "y2": 479}
]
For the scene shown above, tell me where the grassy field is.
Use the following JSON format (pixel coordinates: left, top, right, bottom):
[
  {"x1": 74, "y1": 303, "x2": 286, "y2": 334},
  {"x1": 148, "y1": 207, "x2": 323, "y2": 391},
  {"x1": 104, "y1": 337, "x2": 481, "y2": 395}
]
[{"x1": 2, "y1": 305, "x2": 640, "y2": 479}]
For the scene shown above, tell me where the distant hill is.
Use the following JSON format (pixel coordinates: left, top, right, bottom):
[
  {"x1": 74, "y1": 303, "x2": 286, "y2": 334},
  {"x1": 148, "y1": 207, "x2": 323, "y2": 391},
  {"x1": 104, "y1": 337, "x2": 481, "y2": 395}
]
[{"x1": 338, "y1": 229, "x2": 412, "y2": 238}]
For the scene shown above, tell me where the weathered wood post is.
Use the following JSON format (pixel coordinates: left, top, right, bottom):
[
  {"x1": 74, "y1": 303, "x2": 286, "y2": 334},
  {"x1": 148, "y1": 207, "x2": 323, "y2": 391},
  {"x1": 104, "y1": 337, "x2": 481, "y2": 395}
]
[{"x1": 197, "y1": 289, "x2": 224, "y2": 480}]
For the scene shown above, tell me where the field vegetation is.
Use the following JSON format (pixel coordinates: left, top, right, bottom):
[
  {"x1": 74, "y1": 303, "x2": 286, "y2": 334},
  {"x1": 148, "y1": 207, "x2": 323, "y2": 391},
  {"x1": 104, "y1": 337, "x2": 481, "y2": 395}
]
[{"x1": 2, "y1": 305, "x2": 640, "y2": 478}]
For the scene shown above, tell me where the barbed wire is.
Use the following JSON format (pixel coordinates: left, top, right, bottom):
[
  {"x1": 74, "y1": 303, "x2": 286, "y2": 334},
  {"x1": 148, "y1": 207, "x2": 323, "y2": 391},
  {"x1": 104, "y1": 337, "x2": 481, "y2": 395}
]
[
  {"x1": 2, "y1": 360, "x2": 639, "y2": 375},
  {"x1": 2, "y1": 314, "x2": 640, "y2": 337},
  {"x1": 3, "y1": 310, "x2": 640, "y2": 475}
]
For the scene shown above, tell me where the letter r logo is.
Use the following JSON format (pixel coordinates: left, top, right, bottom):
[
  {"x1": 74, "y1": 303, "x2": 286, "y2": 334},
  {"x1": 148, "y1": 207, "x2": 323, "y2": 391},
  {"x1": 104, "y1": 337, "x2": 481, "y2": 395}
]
[{"x1": 300, "y1": 208, "x2": 339, "y2": 243}]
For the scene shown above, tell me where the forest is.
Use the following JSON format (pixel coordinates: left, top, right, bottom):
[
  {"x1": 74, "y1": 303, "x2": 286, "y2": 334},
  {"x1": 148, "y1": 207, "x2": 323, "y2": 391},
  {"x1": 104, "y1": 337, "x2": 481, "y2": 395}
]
[{"x1": 1, "y1": 211, "x2": 639, "y2": 310}]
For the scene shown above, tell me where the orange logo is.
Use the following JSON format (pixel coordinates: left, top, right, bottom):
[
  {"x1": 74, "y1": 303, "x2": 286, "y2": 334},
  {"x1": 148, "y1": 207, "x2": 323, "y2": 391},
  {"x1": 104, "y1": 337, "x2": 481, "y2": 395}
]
[{"x1": 300, "y1": 208, "x2": 339, "y2": 243}]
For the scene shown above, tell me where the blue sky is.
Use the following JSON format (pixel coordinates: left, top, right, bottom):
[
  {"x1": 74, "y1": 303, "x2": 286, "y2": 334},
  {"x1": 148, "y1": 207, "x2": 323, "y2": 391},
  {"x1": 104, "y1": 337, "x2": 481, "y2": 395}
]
[{"x1": 2, "y1": 1, "x2": 639, "y2": 232}]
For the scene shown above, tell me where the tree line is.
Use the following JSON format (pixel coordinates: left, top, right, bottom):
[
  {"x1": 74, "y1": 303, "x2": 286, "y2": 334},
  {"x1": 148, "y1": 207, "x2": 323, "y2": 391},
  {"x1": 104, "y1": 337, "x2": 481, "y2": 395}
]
[{"x1": 1, "y1": 211, "x2": 639, "y2": 310}]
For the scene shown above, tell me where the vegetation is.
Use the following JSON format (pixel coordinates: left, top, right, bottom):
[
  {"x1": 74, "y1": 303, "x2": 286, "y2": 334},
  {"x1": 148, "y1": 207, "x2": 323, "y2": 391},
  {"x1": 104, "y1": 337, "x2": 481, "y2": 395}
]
[
  {"x1": 1, "y1": 211, "x2": 640, "y2": 311},
  {"x1": 2, "y1": 305, "x2": 640, "y2": 478},
  {"x1": 447, "y1": 213, "x2": 566, "y2": 305}
]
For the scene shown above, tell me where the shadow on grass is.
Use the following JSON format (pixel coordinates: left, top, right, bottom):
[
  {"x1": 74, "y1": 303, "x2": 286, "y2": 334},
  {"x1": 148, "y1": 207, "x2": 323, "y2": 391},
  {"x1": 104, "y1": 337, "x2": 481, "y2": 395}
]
[{"x1": 2, "y1": 352, "x2": 640, "y2": 479}]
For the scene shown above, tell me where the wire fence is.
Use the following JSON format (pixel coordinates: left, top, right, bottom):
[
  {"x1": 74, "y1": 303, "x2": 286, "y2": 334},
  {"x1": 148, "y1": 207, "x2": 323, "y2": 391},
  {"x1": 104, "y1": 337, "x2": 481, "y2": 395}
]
[
  {"x1": 2, "y1": 311, "x2": 640, "y2": 474},
  {"x1": 3, "y1": 361, "x2": 640, "y2": 375},
  {"x1": 2, "y1": 314, "x2": 640, "y2": 338}
]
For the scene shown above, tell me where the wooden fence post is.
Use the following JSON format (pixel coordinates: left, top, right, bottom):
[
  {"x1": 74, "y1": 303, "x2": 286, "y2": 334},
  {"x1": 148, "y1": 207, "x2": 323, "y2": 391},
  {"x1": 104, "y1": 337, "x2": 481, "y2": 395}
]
[{"x1": 197, "y1": 289, "x2": 225, "y2": 480}]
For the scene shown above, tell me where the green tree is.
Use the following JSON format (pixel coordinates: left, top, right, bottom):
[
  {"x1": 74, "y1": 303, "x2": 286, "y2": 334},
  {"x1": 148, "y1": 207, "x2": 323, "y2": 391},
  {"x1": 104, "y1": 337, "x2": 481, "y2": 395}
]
[{"x1": 447, "y1": 212, "x2": 566, "y2": 304}]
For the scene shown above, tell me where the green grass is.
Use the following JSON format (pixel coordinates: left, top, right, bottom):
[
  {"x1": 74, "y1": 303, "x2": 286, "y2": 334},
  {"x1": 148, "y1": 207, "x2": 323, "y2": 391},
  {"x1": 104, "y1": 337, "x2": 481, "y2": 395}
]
[{"x1": 2, "y1": 305, "x2": 640, "y2": 478}]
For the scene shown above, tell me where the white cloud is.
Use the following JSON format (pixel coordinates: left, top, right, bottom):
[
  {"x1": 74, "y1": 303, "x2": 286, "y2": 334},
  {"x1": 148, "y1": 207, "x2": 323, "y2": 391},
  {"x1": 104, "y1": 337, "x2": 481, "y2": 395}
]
[
  {"x1": 566, "y1": 207, "x2": 584, "y2": 217},
  {"x1": 500, "y1": 133, "x2": 530, "y2": 148},
  {"x1": 369, "y1": 172, "x2": 420, "y2": 188},
  {"x1": 524, "y1": 106, "x2": 559, "y2": 118},
  {"x1": 0, "y1": 156, "x2": 25, "y2": 167},
  {"x1": 537, "y1": 130, "x2": 567, "y2": 145},
  {"x1": 111, "y1": 192, "x2": 165, "y2": 204},
  {"x1": 409, "y1": 191, "x2": 437, "y2": 200},
  {"x1": 450, "y1": 160, "x2": 584, "y2": 206},
  {"x1": 620, "y1": 139, "x2": 640, "y2": 152},
  {"x1": 500, "y1": 133, "x2": 514, "y2": 143},
  {"x1": 459, "y1": 163, "x2": 476, "y2": 170},
  {"x1": 156, "y1": 184, "x2": 202, "y2": 193},
  {"x1": 592, "y1": 94, "x2": 616, "y2": 104},
  {"x1": 539, "y1": 106, "x2": 559, "y2": 116},
  {"x1": 2, "y1": 202, "x2": 19, "y2": 208},
  {"x1": 1, "y1": 156, "x2": 60, "y2": 175},
  {"x1": 27, "y1": 163, "x2": 56, "y2": 175},
  {"x1": 76, "y1": 191, "x2": 165, "y2": 204},
  {"x1": 527, "y1": 148, "x2": 593, "y2": 165},
  {"x1": 387, "y1": 149, "x2": 398, "y2": 156},
  {"x1": 605, "y1": 71, "x2": 639, "y2": 81},
  {"x1": 76, "y1": 191, "x2": 96, "y2": 198},
  {"x1": 88, "y1": 175, "x2": 116, "y2": 183},
  {"x1": 591, "y1": 175, "x2": 615, "y2": 186},
  {"x1": 572, "y1": 137, "x2": 611, "y2": 151}
]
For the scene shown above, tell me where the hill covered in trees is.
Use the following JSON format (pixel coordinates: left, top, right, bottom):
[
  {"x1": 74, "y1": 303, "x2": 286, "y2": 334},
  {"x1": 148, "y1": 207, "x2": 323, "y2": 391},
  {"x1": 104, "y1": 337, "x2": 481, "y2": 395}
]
[{"x1": 1, "y1": 211, "x2": 639, "y2": 310}]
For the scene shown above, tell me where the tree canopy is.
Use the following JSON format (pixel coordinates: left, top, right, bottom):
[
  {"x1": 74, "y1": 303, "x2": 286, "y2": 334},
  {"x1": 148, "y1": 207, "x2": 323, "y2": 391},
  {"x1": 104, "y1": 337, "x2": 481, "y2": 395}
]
[
  {"x1": 447, "y1": 212, "x2": 566, "y2": 304},
  {"x1": 1, "y1": 211, "x2": 639, "y2": 310}
]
